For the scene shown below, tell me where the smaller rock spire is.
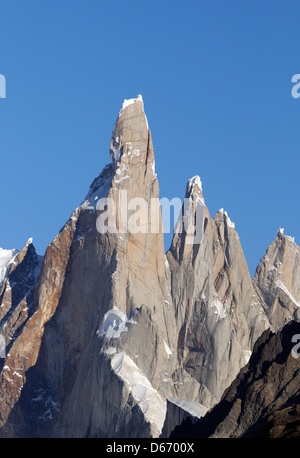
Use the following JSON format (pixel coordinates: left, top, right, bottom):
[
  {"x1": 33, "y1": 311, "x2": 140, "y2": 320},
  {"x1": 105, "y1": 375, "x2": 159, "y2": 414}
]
[{"x1": 185, "y1": 175, "x2": 205, "y2": 205}]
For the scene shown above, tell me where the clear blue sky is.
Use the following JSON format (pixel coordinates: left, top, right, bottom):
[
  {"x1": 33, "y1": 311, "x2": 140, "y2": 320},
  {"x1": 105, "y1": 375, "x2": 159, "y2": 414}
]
[{"x1": 1, "y1": 0, "x2": 300, "y2": 276}]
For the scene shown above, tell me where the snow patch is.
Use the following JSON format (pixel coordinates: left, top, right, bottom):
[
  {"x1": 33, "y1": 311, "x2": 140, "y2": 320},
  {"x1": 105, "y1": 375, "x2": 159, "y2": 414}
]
[
  {"x1": 118, "y1": 95, "x2": 149, "y2": 130},
  {"x1": 120, "y1": 94, "x2": 143, "y2": 113},
  {"x1": 152, "y1": 160, "x2": 157, "y2": 179},
  {"x1": 114, "y1": 174, "x2": 130, "y2": 184},
  {"x1": 105, "y1": 347, "x2": 117, "y2": 355},
  {"x1": 111, "y1": 352, "x2": 166, "y2": 434},
  {"x1": 0, "y1": 247, "x2": 20, "y2": 286},
  {"x1": 163, "y1": 340, "x2": 172, "y2": 357},
  {"x1": 219, "y1": 209, "x2": 235, "y2": 228},
  {"x1": 97, "y1": 307, "x2": 136, "y2": 340},
  {"x1": 287, "y1": 235, "x2": 295, "y2": 243},
  {"x1": 164, "y1": 256, "x2": 170, "y2": 271},
  {"x1": 275, "y1": 280, "x2": 300, "y2": 307},
  {"x1": 188, "y1": 176, "x2": 202, "y2": 191},
  {"x1": 243, "y1": 349, "x2": 252, "y2": 365},
  {"x1": 210, "y1": 295, "x2": 226, "y2": 319},
  {"x1": 34, "y1": 390, "x2": 60, "y2": 422},
  {"x1": 278, "y1": 227, "x2": 295, "y2": 243},
  {"x1": 268, "y1": 265, "x2": 278, "y2": 272},
  {"x1": 187, "y1": 176, "x2": 205, "y2": 207},
  {"x1": 115, "y1": 164, "x2": 128, "y2": 176},
  {"x1": 168, "y1": 398, "x2": 208, "y2": 419},
  {"x1": 110, "y1": 134, "x2": 123, "y2": 163},
  {"x1": 12, "y1": 371, "x2": 23, "y2": 378}
]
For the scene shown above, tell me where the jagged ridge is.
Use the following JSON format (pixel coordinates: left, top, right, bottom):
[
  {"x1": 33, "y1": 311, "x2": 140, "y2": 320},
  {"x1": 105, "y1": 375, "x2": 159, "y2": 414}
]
[{"x1": 0, "y1": 95, "x2": 298, "y2": 438}]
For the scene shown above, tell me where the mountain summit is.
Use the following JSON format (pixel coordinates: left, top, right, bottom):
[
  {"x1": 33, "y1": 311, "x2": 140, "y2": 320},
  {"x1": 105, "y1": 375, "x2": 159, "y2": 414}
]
[{"x1": 0, "y1": 96, "x2": 298, "y2": 438}]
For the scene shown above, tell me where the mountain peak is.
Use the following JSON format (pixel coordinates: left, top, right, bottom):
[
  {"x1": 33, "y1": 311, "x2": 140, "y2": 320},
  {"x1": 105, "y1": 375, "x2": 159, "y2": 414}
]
[
  {"x1": 109, "y1": 94, "x2": 149, "y2": 164},
  {"x1": 119, "y1": 94, "x2": 144, "y2": 114},
  {"x1": 277, "y1": 227, "x2": 295, "y2": 243},
  {"x1": 216, "y1": 208, "x2": 235, "y2": 229},
  {"x1": 187, "y1": 175, "x2": 202, "y2": 191},
  {"x1": 1, "y1": 95, "x2": 298, "y2": 440},
  {"x1": 25, "y1": 237, "x2": 33, "y2": 247},
  {"x1": 185, "y1": 175, "x2": 205, "y2": 205}
]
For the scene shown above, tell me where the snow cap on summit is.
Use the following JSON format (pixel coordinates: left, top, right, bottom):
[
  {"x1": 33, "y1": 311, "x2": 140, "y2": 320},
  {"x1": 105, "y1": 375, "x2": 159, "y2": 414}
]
[
  {"x1": 185, "y1": 175, "x2": 205, "y2": 206},
  {"x1": 187, "y1": 175, "x2": 202, "y2": 191},
  {"x1": 277, "y1": 227, "x2": 295, "y2": 243},
  {"x1": 109, "y1": 94, "x2": 149, "y2": 164},
  {"x1": 218, "y1": 208, "x2": 235, "y2": 229},
  {"x1": 119, "y1": 94, "x2": 144, "y2": 115}
]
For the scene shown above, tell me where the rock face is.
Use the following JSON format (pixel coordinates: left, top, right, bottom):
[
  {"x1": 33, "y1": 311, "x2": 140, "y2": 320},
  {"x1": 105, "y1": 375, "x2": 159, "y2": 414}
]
[
  {"x1": 166, "y1": 188, "x2": 270, "y2": 406},
  {"x1": 161, "y1": 398, "x2": 207, "y2": 438},
  {"x1": 0, "y1": 95, "x2": 296, "y2": 438},
  {"x1": 0, "y1": 96, "x2": 178, "y2": 438},
  {"x1": 254, "y1": 229, "x2": 300, "y2": 330},
  {"x1": 0, "y1": 238, "x2": 43, "y2": 434},
  {"x1": 27, "y1": 96, "x2": 179, "y2": 438},
  {"x1": 171, "y1": 320, "x2": 300, "y2": 438}
]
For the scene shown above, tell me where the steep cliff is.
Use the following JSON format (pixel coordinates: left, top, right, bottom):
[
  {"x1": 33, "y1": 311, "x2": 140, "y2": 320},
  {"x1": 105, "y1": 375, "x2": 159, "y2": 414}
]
[
  {"x1": 167, "y1": 186, "x2": 269, "y2": 406},
  {"x1": 254, "y1": 229, "x2": 300, "y2": 330},
  {"x1": 0, "y1": 95, "x2": 282, "y2": 438},
  {"x1": 171, "y1": 320, "x2": 300, "y2": 438}
]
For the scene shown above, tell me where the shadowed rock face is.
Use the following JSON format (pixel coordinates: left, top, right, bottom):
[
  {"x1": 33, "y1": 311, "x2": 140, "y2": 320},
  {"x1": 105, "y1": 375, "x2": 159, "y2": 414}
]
[
  {"x1": 0, "y1": 95, "x2": 297, "y2": 438},
  {"x1": 0, "y1": 239, "x2": 43, "y2": 430},
  {"x1": 254, "y1": 229, "x2": 300, "y2": 331},
  {"x1": 171, "y1": 320, "x2": 300, "y2": 438},
  {"x1": 167, "y1": 198, "x2": 269, "y2": 407}
]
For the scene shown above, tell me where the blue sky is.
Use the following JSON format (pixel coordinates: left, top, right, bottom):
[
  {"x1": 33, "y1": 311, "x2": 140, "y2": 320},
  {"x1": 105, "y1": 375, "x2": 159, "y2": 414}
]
[{"x1": 0, "y1": 0, "x2": 299, "y2": 276}]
